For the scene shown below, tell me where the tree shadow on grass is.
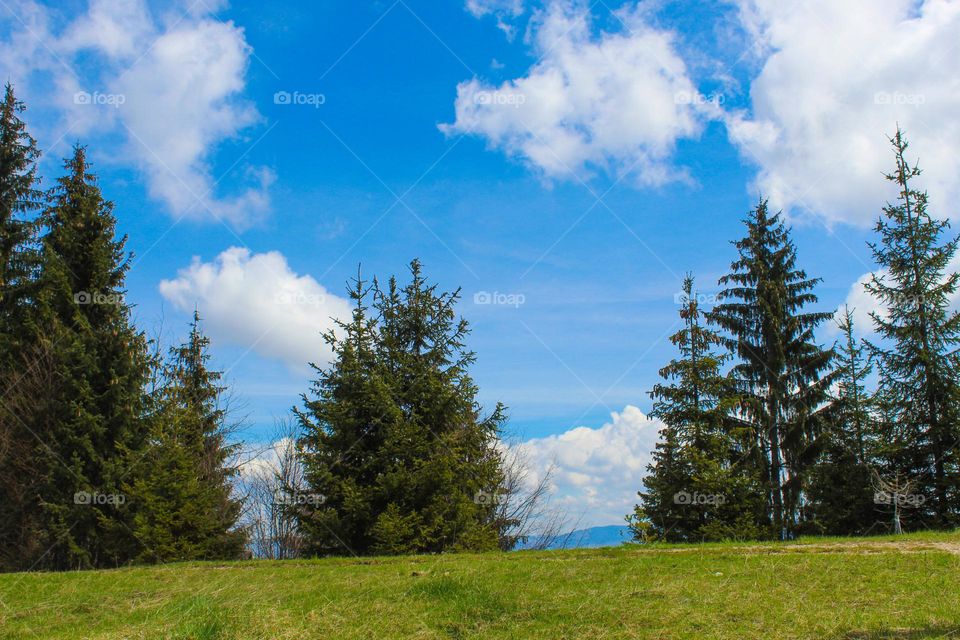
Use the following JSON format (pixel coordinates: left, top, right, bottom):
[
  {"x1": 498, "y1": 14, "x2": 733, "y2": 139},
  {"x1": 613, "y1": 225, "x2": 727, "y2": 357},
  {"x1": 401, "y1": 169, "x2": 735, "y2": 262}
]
[{"x1": 840, "y1": 626, "x2": 960, "y2": 639}]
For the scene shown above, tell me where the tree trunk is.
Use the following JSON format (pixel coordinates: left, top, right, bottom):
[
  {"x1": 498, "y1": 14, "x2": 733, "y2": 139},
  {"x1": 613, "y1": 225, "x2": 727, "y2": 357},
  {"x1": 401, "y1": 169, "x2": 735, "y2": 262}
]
[{"x1": 768, "y1": 408, "x2": 784, "y2": 540}]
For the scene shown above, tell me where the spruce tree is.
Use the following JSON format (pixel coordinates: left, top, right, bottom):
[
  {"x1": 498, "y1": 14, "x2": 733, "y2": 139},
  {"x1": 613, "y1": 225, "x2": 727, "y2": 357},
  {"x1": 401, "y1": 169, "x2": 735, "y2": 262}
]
[
  {"x1": 0, "y1": 82, "x2": 44, "y2": 569},
  {"x1": 864, "y1": 129, "x2": 960, "y2": 526},
  {"x1": 708, "y1": 200, "x2": 835, "y2": 539},
  {"x1": 0, "y1": 83, "x2": 41, "y2": 330},
  {"x1": 835, "y1": 306, "x2": 876, "y2": 466},
  {"x1": 630, "y1": 422, "x2": 691, "y2": 541},
  {"x1": 372, "y1": 260, "x2": 504, "y2": 553},
  {"x1": 632, "y1": 275, "x2": 763, "y2": 542},
  {"x1": 31, "y1": 146, "x2": 150, "y2": 569},
  {"x1": 297, "y1": 261, "x2": 505, "y2": 555},
  {"x1": 295, "y1": 272, "x2": 399, "y2": 555},
  {"x1": 128, "y1": 311, "x2": 246, "y2": 562},
  {"x1": 805, "y1": 307, "x2": 877, "y2": 535}
]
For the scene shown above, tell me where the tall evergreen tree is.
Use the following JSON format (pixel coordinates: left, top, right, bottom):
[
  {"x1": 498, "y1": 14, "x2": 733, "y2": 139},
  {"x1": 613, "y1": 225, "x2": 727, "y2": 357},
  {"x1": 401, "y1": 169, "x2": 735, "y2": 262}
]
[
  {"x1": 630, "y1": 275, "x2": 763, "y2": 542},
  {"x1": 297, "y1": 261, "x2": 505, "y2": 555},
  {"x1": 708, "y1": 200, "x2": 835, "y2": 539},
  {"x1": 864, "y1": 129, "x2": 960, "y2": 526},
  {"x1": 834, "y1": 306, "x2": 876, "y2": 466},
  {"x1": 0, "y1": 83, "x2": 41, "y2": 328},
  {"x1": 128, "y1": 311, "x2": 246, "y2": 562},
  {"x1": 372, "y1": 260, "x2": 505, "y2": 553},
  {"x1": 295, "y1": 272, "x2": 399, "y2": 555},
  {"x1": 0, "y1": 82, "x2": 45, "y2": 570},
  {"x1": 629, "y1": 420, "x2": 690, "y2": 541},
  {"x1": 30, "y1": 146, "x2": 151, "y2": 569},
  {"x1": 805, "y1": 307, "x2": 878, "y2": 535}
]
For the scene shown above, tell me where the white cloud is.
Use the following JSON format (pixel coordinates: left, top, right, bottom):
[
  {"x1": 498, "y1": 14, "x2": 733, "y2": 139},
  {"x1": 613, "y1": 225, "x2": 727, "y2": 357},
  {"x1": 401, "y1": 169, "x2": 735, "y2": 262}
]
[
  {"x1": 59, "y1": 0, "x2": 154, "y2": 59},
  {"x1": 832, "y1": 271, "x2": 882, "y2": 336},
  {"x1": 443, "y1": 1, "x2": 714, "y2": 185},
  {"x1": 465, "y1": 0, "x2": 525, "y2": 38},
  {"x1": 238, "y1": 437, "x2": 296, "y2": 482},
  {"x1": 159, "y1": 247, "x2": 353, "y2": 371},
  {"x1": 729, "y1": 0, "x2": 960, "y2": 226},
  {"x1": 0, "y1": 0, "x2": 270, "y2": 226},
  {"x1": 466, "y1": 0, "x2": 524, "y2": 18},
  {"x1": 511, "y1": 405, "x2": 663, "y2": 527},
  {"x1": 111, "y1": 17, "x2": 272, "y2": 226}
]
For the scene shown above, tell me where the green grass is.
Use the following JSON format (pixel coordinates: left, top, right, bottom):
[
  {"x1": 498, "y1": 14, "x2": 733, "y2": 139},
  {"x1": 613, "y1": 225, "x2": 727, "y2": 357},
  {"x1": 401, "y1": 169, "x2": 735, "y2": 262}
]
[{"x1": 2, "y1": 531, "x2": 959, "y2": 639}]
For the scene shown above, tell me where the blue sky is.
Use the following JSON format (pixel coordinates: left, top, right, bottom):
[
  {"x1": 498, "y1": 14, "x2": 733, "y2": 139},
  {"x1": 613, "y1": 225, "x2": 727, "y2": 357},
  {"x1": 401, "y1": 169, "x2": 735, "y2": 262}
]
[{"x1": 3, "y1": 0, "x2": 958, "y2": 526}]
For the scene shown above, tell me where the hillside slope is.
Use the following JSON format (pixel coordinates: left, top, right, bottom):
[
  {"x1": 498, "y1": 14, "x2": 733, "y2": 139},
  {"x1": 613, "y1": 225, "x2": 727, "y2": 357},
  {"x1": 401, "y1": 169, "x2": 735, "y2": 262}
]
[{"x1": 1, "y1": 531, "x2": 958, "y2": 639}]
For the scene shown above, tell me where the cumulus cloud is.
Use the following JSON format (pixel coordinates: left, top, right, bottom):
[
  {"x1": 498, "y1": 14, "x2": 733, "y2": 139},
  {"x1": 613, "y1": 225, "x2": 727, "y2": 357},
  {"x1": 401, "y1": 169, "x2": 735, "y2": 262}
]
[
  {"x1": 159, "y1": 247, "x2": 353, "y2": 371},
  {"x1": 111, "y1": 17, "x2": 272, "y2": 225},
  {"x1": 443, "y1": 1, "x2": 714, "y2": 185},
  {"x1": 0, "y1": 0, "x2": 269, "y2": 226},
  {"x1": 728, "y1": 0, "x2": 960, "y2": 225},
  {"x1": 511, "y1": 405, "x2": 663, "y2": 527}
]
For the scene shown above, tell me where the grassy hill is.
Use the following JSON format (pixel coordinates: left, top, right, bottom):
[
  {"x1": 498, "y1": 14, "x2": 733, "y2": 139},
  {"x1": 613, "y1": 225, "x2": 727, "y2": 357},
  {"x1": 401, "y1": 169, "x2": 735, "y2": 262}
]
[{"x1": 1, "y1": 531, "x2": 959, "y2": 639}]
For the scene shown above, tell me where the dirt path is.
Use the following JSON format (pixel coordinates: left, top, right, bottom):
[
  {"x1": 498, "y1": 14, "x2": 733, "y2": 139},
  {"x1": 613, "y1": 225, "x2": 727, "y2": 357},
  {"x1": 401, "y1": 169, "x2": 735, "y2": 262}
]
[{"x1": 622, "y1": 539, "x2": 960, "y2": 556}]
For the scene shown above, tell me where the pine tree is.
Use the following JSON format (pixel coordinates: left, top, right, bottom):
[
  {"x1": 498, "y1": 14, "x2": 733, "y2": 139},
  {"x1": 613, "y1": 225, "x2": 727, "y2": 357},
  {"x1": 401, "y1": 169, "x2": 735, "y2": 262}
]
[
  {"x1": 708, "y1": 200, "x2": 836, "y2": 539},
  {"x1": 0, "y1": 82, "x2": 45, "y2": 570},
  {"x1": 864, "y1": 129, "x2": 960, "y2": 526},
  {"x1": 297, "y1": 261, "x2": 505, "y2": 555},
  {"x1": 372, "y1": 260, "x2": 504, "y2": 553},
  {"x1": 805, "y1": 307, "x2": 878, "y2": 535},
  {"x1": 128, "y1": 311, "x2": 246, "y2": 562},
  {"x1": 629, "y1": 422, "x2": 692, "y2": 541},
  {"x1": 835, "y1": 306, "x2": 876, "y2": 466},
  {"x1": 632, "y1": 275, "x2": 763, "y2": 542},
  {"x1": 30, "y1": 146, "x2": 151, "y2": 569},
  {"x1": 0, "y1": 82, "x2": 42, "y2": 332},
  {"x1": 296, "y1": 271, "x2": 399, "y2": 555}
]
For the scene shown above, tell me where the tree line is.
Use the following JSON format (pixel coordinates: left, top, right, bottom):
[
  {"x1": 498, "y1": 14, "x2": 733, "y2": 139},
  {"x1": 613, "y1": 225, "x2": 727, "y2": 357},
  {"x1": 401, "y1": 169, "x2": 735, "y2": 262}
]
[
  {"x1": 2, "y1": 81, "x2": 957, "y2": 571},
  {"x1": 630, "y1": 130, "x2": 960, "y2": 541},
  {"x1": 0, "y1": 84, "x2": 548, "y2": 570},
  {"x1": 0, "y1": 84, "x2": 245, "y2": 570}
]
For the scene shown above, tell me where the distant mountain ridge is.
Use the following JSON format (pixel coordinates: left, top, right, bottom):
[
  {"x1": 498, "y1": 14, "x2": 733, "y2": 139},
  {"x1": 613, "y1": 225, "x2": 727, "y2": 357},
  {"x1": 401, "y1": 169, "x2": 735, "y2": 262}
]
[{"x1": 517, "y1": 525, "x2": 632, "y2": 550}]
